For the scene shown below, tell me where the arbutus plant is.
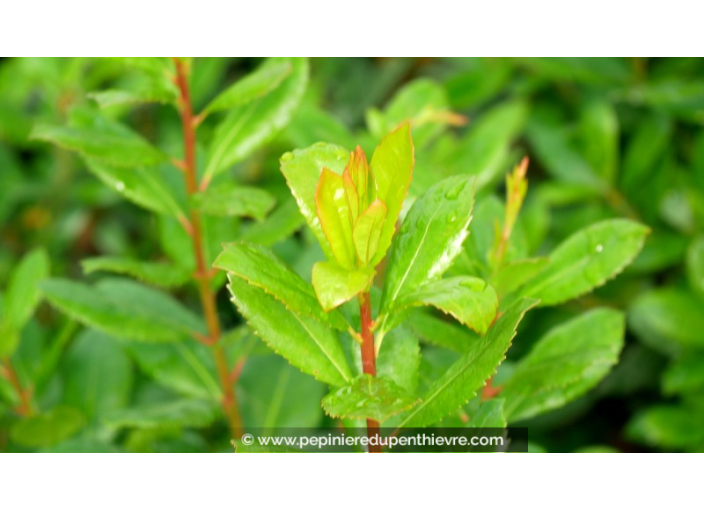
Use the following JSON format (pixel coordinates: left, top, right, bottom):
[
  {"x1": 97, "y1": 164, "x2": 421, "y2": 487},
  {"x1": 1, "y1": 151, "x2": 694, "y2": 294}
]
[{"x1": 216, "y1": 117, "x2": 649, "y2": 452}]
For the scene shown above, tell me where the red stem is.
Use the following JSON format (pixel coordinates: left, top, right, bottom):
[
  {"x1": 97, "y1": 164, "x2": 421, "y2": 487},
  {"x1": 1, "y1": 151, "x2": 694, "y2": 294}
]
[
  {"x1": 173, "y1": 58, "x2": 243, "y2": 439},
  {"x1": 359, "y1": 292, "x2": 381, "y2": 453},
  {"x1": 1, "y1": 359, "x2": 34, "y2": 417}
]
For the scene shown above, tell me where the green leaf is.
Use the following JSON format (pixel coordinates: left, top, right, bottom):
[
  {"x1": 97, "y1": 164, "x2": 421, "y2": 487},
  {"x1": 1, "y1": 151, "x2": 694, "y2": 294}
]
[
  {"x1": 40, "y1": 278, "x2": 205, "y2": 342},
  {"x1": 491, "y1": 257, "x2": 548, "y2": 297},
  {"x1": 578, "y1": 100, "x2": 619, "y2": 184},
  {"x1": 380, "y1": 175, "x2": 476, "y2": 326},
  {"x1": 502, "y1": 308, "x2": 625, "y2": 422},
  {"x1": 31, "y1": 108, "x2": 167, "y2": 168},
  {"x1": 202, "y1": 59, "x2": 292, "y2": 115},
  {"x1": 663, "y1": 353, "x2": 704, "y2": 395},
  {"x1": 687, "y1": 237, "x2": 704, "y2": 296},
  {"x1": 204, "y1": 57, "x2": 308, "y2": 182},
  {"x1": 227, "y1": 276, "x2": 352, "y2": 387},
  {"x1": 61, "y1": 330, "x2": 133, "y2": 420},
  {"x1": 467, "y1": 398, "x2": 506, "y2": 428},
  {"x1": 353, "y1": 199, "x2": 388, "y2": 266},
  {"x1": 239, "y1": 355, "x2": 325, "y2": 429},
  {"x1": 213, "y1": 241, "x2": 347, "y2": 329},
  {"x1": 191, "y1": 184, "x2": 275, "y2": 221},
  {"x1": 431, "y1": 100, "x2": 527, "y2": 191},
  {"x1": 241, "y1": 198, "x2": 305, "y2": 247},
  {"x1": 106, "y1": 399, "x2": 219, "y2": 430},
  {"x1": 629, "y1": 288, "x2": 704, "y2": 352},
  {"x1": 322, "y1": 374, "x2": 419, "y2": 422},
  {"x1": 125, "y1": 341, "x2": 221, "y2": 400},
  {"x1": 395, "y1": 277, "x2": 498, "y2": 335},
  {"x1": 89, "y1": 88, "x2": 177, "y2": 108},
  {"x1": 377, "y1": 325, "x2": 421, "y2": 393},
  {"x1": 84, "y1": 159, "x2": 187, "y2": 219},
  {"x1": 311, "y1": 262, "x2": 374, "y2": 312},
  {"x1": 82, "y1": 257, "x2": 190, "y2": 289},
  {"x1": 10, "y1": 406, "x2": 85, "y2": 448},
  {"x1": 399, "y1": 298, "x2": 537, "y2": 427},
  {"x1": 0, "y1": 249, "x2": 49, "y2": 355},
  {"x1": 627, "y1": 406, "x2": 704, "y2": 449},
  {"x1": 369, "y1": 123, "x2": 414, "y2": 266},
  {"x1": 519, "y1": 219, "x2": 648, "y2": 306},
  {"x1": 280, "y1": 142, "x2": 349, "y2": 259},
  {"x1": 315, "y1": 168, "x2": 356, "y2": 268},
  {"x1": 407, "y1": 311, "x2": 479, "y2": 353}
]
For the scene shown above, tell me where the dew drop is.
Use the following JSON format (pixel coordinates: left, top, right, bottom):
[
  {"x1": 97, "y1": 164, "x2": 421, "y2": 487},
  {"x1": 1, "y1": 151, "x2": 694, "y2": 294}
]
[
  {"x1": 446, "y1": 212, "x2": 457, "y2": 223},
  {"x1": 444, "y1": 180, "x2": 466, "y2": 200},
  {"x1": 595, "y1": 244, "x2": 603, "y2": 253},
  {"x1": 115, "y1": 181, "x2": 125, "y2": 192}
]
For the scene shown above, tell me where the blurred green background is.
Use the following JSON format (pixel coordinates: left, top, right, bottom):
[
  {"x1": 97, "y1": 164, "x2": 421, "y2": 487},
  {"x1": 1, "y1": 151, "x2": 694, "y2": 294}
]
[{"x1": 1, "y1": 57, "x2": 704, "y2": 452}]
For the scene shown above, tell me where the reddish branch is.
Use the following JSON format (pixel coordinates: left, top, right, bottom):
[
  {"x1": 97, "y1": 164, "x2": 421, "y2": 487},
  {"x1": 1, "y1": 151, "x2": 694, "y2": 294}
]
[
  {"x1": 359, "y1": 292, "x2": 381, "y2": 453},
  {"x1": 1, "y1": 359, "x2": 34, "y2": 417},
  {"x1": 173, "y1": 58, "x2": 243, "y2": 439}
]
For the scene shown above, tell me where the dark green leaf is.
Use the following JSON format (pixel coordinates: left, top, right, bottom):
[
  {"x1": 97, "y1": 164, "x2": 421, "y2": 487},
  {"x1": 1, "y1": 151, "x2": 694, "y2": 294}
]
[
  {"x1": 399, "y1": 298, "x2": 537, "y2": 427},
  {"x1": 519, "y1": 219, "x2": 648, "y2": 306},
  {"x1": 203, "y1": 59, "x2": 292, "y2": 115},
  {"x1": 214, "y1": 241, "x2": 347, "y2": 329},
  {"x1": 82, "y1": 257, "x2": 190, "y2": 289},
  {"x1": 502, "y1": 308, "x2": 625, "y2": 422},
  {"x1": 191, "y1": 184, "x2": 275, "y2": 221},
  {"x1": 10, "y1": 406, "x2": 85, "y2": 448},
  {"x1": 40, "y1": 278, "x2": 205, "y2": 342},
  {"x1": 106, "y1": 399, "x2": 219, "y2": 429},
  {"x1": 322, "y1": 374, "x2": 419, "y2": 422},
  {"x1": 61, "y1": 330, "x2": 133, "y2": 420},
  {"x1": 204, "y1": 57, "x2": 308, "y2": 182},
  {"x1": 380, "y1": 175, "x2": 475, "y2": 331},
  {"x1": 227, "y1": 276, "x2": 352, "y2": 387}
]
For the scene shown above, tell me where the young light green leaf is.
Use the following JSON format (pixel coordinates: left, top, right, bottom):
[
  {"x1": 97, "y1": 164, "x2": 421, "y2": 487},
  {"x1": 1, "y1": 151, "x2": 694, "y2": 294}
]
[
  {"x1": 82, "y1": 257, "x2": 190, "y2": 289},
  {"x1": 40, "y1": 278, "x2": 205, "y2": 342},
  {"x1": 280, "y1": 143, "x2": 350, "y2": 259},
  {"x1": 213, "y1": 241, "x2": 347, "y2": 330},
  {"x1": 395, "y1": 277, "x2": 498, "y2": 335},
  {"x1": 202, "y1": 59, "x2": 292, "y2": 116},
  {"x1": 369, "y1": 123, "x2": 414, "y2": 266},
  {"x1": 502, "y1": 308, "x2": 625, "y2": 422},
  {"x1": 399, "y1": 298, "x2": 538, "y2": 427},
  {"x1": 31, "y1": 108, "x2": 168, "y2": 168},
  {"x1": 228, "y1": 276, "x2": 352, "y2": 387},
  {"x1": 191, "y1": 183, "x2": 275, "y2": 221},
  {"x1": 10, "y1": 406, "x2": 85, "y2": 448},
  {"x1": 106, "y1": 399, "x2": 219, "y2": 430},
  {"x1": 353, "y1": 199, "x2": 387, "y2": 266},
  {"x1": 380, "y1": 175, "x2": 476, "y2": 322},
  {"x1": 204, "y1": 57, "x2": 308, "y2": 182},
  {"x1": 519, "y1": 219, "x2": 649, "y2": 306},
  {"x1": 316, "y1": 168, "x2": 356, "y2": 268},
  {"x1": 322, "y1": 375, "x2": 419, "y2": 423},
  {"x1": 84, "y1": 159, "x2": 187, "y2": 220},
  {"x1": 311, "y1": 262, "x2": 374, "y2": 312}
]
